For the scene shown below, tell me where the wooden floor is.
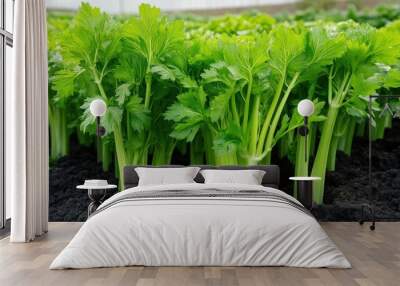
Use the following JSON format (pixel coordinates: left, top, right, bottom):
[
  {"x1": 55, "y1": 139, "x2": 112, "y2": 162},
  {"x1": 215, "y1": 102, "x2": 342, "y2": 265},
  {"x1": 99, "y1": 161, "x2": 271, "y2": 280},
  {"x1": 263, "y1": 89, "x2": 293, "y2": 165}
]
[{"x1": 0, "y1": 222, "x2": 399, "y2": 286}]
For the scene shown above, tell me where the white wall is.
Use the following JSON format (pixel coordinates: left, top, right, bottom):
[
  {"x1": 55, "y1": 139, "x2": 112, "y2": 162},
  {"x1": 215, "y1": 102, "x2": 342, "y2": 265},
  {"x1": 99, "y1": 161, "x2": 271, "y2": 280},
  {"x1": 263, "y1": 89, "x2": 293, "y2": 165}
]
[{"x1": 46, "y1": 0, "x2": 299, "y2": 14}]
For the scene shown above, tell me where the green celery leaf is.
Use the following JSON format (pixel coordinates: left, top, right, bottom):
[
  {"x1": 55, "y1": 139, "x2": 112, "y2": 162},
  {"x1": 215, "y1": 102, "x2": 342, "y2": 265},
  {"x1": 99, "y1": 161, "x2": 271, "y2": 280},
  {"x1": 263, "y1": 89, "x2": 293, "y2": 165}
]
[
  {"x1": 209, "y1": 91, "x2": 234, "y2": 122},
  {"x1": 384, "y1": 69, "x2": 400, "y2": 88},
  {"x1": 102, "y1": 106, "x2": 123, "y2": 132},
  {"x1": 213, "y1": 123, "x2": 242, "y2": 154},
  {"x1": 268, "y1": 24, "x2": 305, "y2": 78},
  {"x1": 52, "y1": 68, "x2": 83, "y2": 99},
  {"x1": 126, "y1": 96, "x2": 151, "y2": 132},
  {"x1": 115, "y1": 83, "x2": 131, "y2": 106}
]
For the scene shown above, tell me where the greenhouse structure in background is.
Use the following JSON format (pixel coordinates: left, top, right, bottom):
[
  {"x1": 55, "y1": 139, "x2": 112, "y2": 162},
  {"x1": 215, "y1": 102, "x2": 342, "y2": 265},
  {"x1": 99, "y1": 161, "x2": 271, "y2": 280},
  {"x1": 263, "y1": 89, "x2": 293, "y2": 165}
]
[
  {"x1": 47, "y1": 0, "x2": 301, "y2": 14},
  {"x1": 46, "y1": 0, "x2": 400, "y2": 207}
]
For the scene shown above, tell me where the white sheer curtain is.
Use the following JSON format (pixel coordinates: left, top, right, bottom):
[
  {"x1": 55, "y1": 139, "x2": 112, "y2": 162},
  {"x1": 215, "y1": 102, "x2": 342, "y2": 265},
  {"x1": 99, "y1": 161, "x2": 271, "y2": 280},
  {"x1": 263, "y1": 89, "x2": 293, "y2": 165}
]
[{"x1": 7, "y1": 0, "x2": 49, "y2": 242}]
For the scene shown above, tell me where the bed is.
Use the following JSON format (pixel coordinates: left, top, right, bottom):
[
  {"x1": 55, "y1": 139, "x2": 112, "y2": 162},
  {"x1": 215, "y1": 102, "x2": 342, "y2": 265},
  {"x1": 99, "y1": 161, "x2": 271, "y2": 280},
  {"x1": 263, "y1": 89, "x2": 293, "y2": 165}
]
[{"x1": 50, "y1": 165, "x2": 350, "y2": 269}]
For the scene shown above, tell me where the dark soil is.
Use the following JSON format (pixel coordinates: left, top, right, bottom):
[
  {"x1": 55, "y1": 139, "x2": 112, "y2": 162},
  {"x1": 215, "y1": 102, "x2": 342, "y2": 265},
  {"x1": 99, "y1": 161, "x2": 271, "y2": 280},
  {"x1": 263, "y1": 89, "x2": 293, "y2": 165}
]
[
  {"x1": 49, "y1": 142, "x2": 117, "y2": 222},
  {"x1": 49, "y1": 120, "x2": 400, "y2": 222},
  {"x1": 314, "y1": 119, "x2": 400, "y2": 221}
]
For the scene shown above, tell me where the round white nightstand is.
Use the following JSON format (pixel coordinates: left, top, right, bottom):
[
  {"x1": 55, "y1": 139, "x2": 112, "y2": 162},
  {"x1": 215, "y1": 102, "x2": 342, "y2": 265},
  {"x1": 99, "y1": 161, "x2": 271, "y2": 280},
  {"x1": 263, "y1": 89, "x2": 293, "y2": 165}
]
[
  {"x1": 289, "y1": 177, "x2": 321, "y2": 210},
  {"x1": 77, "y1": 184, "x2": 117, "y2": 216}
]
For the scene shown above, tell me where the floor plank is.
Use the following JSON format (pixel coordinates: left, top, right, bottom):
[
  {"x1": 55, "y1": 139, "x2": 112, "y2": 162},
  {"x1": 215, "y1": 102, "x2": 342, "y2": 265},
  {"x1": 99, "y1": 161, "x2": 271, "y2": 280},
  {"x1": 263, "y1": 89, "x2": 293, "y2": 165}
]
[{"x1": 0, "y1": 222, "x2": 399, "y2": 286}]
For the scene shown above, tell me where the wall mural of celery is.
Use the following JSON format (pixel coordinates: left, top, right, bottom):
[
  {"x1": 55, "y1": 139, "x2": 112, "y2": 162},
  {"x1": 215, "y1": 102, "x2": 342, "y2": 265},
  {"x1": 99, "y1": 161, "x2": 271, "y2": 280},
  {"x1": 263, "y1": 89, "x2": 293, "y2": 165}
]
[
  {"x1": 48, "y1": 3, "x2": 400, "y2": 200},
  {"x1": 311, "y1": 23, "x2": 400, "y2": 203},
  {"x1": 48, "y1": 17, "x2": 73, "y2": 161}
]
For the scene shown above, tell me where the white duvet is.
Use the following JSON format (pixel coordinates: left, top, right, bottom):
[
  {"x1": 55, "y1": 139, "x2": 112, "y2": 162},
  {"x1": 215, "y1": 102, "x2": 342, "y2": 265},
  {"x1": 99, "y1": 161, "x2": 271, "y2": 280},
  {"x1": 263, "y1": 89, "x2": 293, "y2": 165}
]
[{"x1": 50, "y1": 183, "x2": 351, "y2": 269}]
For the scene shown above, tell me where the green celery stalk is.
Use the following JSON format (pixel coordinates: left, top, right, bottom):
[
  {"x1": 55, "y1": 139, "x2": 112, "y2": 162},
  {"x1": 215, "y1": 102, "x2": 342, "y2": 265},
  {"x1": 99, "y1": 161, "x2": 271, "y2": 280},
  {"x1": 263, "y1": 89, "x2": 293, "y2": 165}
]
[
  {"x1": 327, "y1": 135, "x2": 339, "y2": 171},
  {"x1": 190, "y1": 138, "x2": 204, "y2": 164},
  {"x1": 202, "y1": 128, "x2": 215, "y2": 165},
  {"x1": 311, "y1": 70, "x2": 352, "y2": 204},
  {"x1": 152, "y1": 141, "x2": 176, "y2": 165},
  {"x1": 242, "y1": 76, "x2": 253, "y2": 134},
  {"x1": 256, "y1": 76, "x2": 285, "y2": 157},
  {"x1": 113, "y1": 123, "x2": 127, "y2": 189},
  {"x1": 101, "y1": 140, "x2": 112, "y2": 172},
  {"x1": 312, "y1": 103, "x2": 340, "y2": 204},
  {"x1": 356, "y1": 120, "x2": 366, "y2": 137},
  {"x1": 384, "y1": 113, "x2": 392, "y2": 129},
  {"x1": 248, "y1": 94, "x2": 260, "y2": 158},
  {"x1": 49, "y1": 106, "x2": 69, "y2": 161},
  {"x1": 144, "y1": 73, "x2": 152, "y2": 109},
  {"x1": 372, "y1": 115, "x2": 386, "y2": 140},
  {"x1": 263, "y1": 73, "x2": 300, "y2": 163},
  {"x1": 342, "y1": 118, "x2": 356, "y2": 156}
]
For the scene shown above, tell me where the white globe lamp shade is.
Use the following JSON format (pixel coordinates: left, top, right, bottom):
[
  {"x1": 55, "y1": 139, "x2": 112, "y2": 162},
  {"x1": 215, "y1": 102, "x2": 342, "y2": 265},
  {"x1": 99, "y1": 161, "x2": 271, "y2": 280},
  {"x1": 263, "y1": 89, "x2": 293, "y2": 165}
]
[
  {"x1": 90, "y1": 99, "x2": 107, "y2": 117},
  {"x1": 297, "y1": 99, "x2": 315, "y2": 117}
]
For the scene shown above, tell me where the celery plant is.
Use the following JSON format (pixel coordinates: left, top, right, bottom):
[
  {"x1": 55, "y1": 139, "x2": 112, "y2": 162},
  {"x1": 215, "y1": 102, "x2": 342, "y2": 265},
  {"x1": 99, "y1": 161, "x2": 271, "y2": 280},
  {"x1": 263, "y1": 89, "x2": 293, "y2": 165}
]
[
  {"x1": 48, "y1": 17, "x2": 73, "y2": 161},
  {"x1": 53, "y1": 4, "x2": 126, "y2": 186},
  {"x1": 48, "y1": 4, "x2": 400, "y2": 198},
  {"x1": 121, "y1": 4, "x2": 187, "y2": 165},
  {"x1": 256, "y1": 25, "x2": 347, "y2": 164},
  {"x1": 312, "y1": 23, "x2": 400, "y2": 203}
]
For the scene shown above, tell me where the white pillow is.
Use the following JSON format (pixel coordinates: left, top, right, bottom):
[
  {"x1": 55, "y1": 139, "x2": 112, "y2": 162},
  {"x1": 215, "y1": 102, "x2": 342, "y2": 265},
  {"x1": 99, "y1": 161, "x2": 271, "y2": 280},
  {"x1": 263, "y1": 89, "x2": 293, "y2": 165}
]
[
  {"x1": 135, "y1": 167, "x2": 200, "y2": 186},
  {"x1": 200, "y1": 169, "x2": 266, "y2": 185}
]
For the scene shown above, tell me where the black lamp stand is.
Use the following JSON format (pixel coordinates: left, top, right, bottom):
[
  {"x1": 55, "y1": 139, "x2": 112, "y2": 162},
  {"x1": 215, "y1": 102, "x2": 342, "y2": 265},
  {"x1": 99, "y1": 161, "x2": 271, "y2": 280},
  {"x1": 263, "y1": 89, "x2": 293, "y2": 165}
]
[
  {"x1": 95, "y1": 116, "x2": 106, "y2": 163},
  {"x1": 298, "y1": 116, "x2": 309, "y2": 161},
  {"x1": 359, "y1": 94, "x2": 400, "y2": 231}
]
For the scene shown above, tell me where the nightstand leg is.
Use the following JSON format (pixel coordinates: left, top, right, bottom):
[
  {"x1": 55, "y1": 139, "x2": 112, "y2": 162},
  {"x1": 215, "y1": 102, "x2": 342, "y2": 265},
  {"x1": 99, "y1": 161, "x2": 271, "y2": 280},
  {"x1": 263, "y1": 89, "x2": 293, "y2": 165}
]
[
  {"x1": 88, "y1": 202, "x2": 99, "y2": 217},
  {"x1": 298, "y1": 181, "x2": 313, "y2": 210},
  {"x1": 87, "y1": 189, "x2": 106, "y2": 216}
]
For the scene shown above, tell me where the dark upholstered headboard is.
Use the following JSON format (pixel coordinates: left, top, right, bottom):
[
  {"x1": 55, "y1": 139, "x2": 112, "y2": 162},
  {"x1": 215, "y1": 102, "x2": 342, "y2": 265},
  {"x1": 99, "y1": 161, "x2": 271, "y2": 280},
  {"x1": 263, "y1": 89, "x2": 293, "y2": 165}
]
[{"x1": 123, "y1": 165, "x2": 280, "y2": 190}]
